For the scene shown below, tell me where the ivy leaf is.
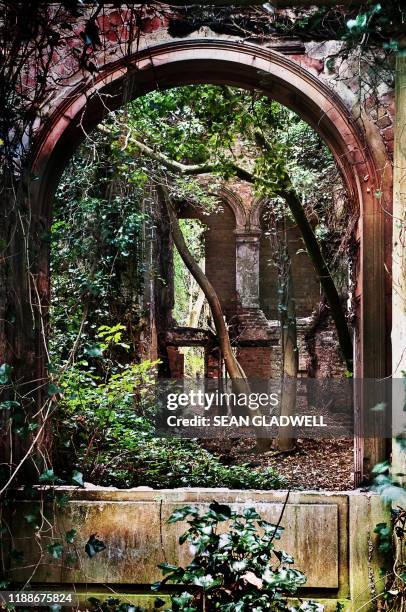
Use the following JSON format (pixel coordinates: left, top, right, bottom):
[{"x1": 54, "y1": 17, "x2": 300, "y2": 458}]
[
  {"x1": 371, "y1": 402, "x2": 386, "y2": 413},
  {"x1": 84, "y1": 344, "x2": 104, "y2": 358},
  {"x1": 24, "y1": 512, "x2": 40, "y2": 527},
  {"x1": 65, "y1": 529, "x2": 77, "y2": 544},
  {"x1": 171, "y1": 592, "x2": 194, "y2": 607},
  {"x1": 274, "y1": 549, "x2": 294, "y2": 564},
  {"x1": 10, "y1": 549, "x2": 24, "y2": 564},
  {"x1": 372, "y1": 461, "x2": 390, "y2": 474},
  {"x1": 232, "y1": 560, "x2": 248, "y2": 572},
  {"x1": 154, "y1": 597, "x2": 166, "y2": 608},
  {"x1": 151, "y1": 581, "x2": 162, "y2": 592},
  {"x1": 209, "y1": 501, "x2": 232, "y2": 521},
  {"x1": 168, "y1": 506, "x2": 199, "y2": 523},
  {"x1": 193, "y1": 574, "x2": 221, "y2": 590},
  {"x1": 0, "y1": 400, "x2": 20, "y2": 410},
  {"x1": 55, "y1": 493, "x2": 70, "y2": 508},
  {"x1": 379, "y1": 485, "x2": 406, "y2": 506},
  {"x1": 259, "y1": 520, "x2": 284, "y2": 539},
  {"x1": 347, "y1": 13, "x2": 368, "y2": 32},
  {"x1": 85, "y1": 534, "x2": 106, "y2": 558},
  {"x1": 38, "y1": 468, "x2": 58, "y2": 484},
  {"x1": 0, "y1": 364, "x2": 12, "y2": 384},
  {"x1": 243, "y1": 507, "x2": 261, "y2": 520},
  {"x1": 158, "y1": 562, "x2": 178, "y2": 575},
  {"x1": 48, "y1": 542, "x2": 64, "y2": 559},
  {"x1": 71, "y1": 470, "x2": 84, "y2": 488},
  {"x1": 47, "y1": 383, "x2": 63, "y2": 396}
]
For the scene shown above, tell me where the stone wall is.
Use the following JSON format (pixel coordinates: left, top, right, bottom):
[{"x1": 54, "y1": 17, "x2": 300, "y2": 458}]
[{"x1": 4, "y1": 488, "x2": 389, "y2": 611}]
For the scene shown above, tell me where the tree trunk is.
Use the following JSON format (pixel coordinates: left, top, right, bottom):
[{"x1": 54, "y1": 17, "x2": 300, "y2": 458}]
[
  {"x1": 157, "y1": 184, "x2": 246, "y2": 382},
  {"x1": 281, "y1": 185, "x2": 353, "y2": 372},
  {"x1": 188, "y1": 280, "x2": 206, "y2": 328},
  {"x1": 276, "y1": 258, "x2": 298, "y2": 452}
]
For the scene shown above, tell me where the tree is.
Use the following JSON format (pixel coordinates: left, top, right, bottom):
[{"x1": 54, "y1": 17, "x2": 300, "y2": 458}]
[
  {"x1": 157, "y1": 183, "x2": 247, "y2": 382},
  {"x1": 264, "y1": 209, "x2": 298, "y2": 452},
  {"x1": 105, "y1": 85, "x2": 353, "y2": 372},
  {"x1": 100, "y1": 85, "x2": 353, "y2": 453}
]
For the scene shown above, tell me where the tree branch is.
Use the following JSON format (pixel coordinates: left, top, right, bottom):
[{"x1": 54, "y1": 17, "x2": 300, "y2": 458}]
[
  {"x1": 101, "y1": 123, "x2": 353, "y2": 371},
  {"x1": 97, "y1": 124, "x2": 253, "y2": 182},
  {"x1": 253, "y1": 130, "x2": 354, "y2": 371}
]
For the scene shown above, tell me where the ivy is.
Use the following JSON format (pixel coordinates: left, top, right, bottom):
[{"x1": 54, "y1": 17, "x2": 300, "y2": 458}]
[
  {"x1": 85, "y1": 534, "x2": 107, "y2": 558},
  {"x1": 154, "y1": 503, "x2": 314, "y2": 611},
  {"x1": 0, "y1": 364, "x2": 12, "y2": 385}
]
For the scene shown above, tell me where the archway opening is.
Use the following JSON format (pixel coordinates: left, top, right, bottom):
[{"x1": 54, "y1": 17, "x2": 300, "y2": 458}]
[{"x1": 49, "y1": 82, "x2": 356, "y2": 491}]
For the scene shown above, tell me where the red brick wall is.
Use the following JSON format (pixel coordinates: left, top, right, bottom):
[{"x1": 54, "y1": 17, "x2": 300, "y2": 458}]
[
  {"x1": 312, "y1": 323, "x2": 347, "y2": 379},
  {"x1": 259, "y1": 226, "x2": 321, "y2": 319},
  {"x1": 236, "y1": 347, "x2": 273, "y2": 378},
  {"x1": 167, "y1": 346, "x2": 184, "y2": 378},
  {"x1": 179, "y1": 202, "x2": 237, "y2": 319}
]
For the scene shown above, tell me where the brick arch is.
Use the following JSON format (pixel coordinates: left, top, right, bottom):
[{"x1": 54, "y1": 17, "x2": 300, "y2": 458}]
[
  {"x1": 213, "y1": 185, "x2": 247, "y2": 231},
  {"x1": 30, "y1": 39, "x2": 390, "y2": 475},
  {"x1": 249, "y1": 196, "x2": 268, "y2": 230}
]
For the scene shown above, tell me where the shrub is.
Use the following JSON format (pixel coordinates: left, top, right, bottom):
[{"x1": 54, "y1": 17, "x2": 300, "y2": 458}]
[
  {"x1": 54, "y1": 361, "x2": 284, "y2": 490},
  {"x1": 154, "y1": 502, "x2": 321, "y2": 611}
]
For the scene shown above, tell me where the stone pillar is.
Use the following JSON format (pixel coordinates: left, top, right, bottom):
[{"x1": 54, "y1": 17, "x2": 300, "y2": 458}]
[
  {"x1": 392, "y1": 51, "x2": 406, "y2": 480},
  {"x1": 234, "y1": 229, "x2": 262, "y2": 309},
  {"x1": 234, "y1": 228, "x2": 275, "y2": 379}
]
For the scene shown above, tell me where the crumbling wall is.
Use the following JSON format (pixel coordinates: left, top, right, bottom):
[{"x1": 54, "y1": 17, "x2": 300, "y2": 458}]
[
  {"x1": 259, "y1": 225, "x2": 322, "y2": 319},
  {"x1": 179, "y1": 202, "x2": 237, "y2": 320}
]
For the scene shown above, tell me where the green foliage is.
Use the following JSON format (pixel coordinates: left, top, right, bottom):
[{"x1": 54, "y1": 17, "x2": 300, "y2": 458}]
[
  {"x1": 125, "y1": 84, "x2": 347, "y2": 276},
  {"x1": 370, "y1": 453, "x2": 406, "y2": 609},
  {"x1": 50, "y1": 133, "x2": 148, "y2": 367},
  {"x1": 53, "y1": 343, "x2": 283, "y2": 489},
  {"x1": 0, "y1": 363, "x2": 12, "y2": 385},
  {"x1": 374, "y1": 522, "x2": 392, "y2": 554},
  {"x1": 88, "y1": 596, "x2": 145, "y2": 612},
  {"x1": 344, "y1": 1, "x2": 404, "y2": 50},
  {"x1": 371, "y1": 459, "x2": 406, "y2": 506},
  {"x1": 173, "y1": 219, "x2": 206, "y2": 327},
  {"x1": 154, "y1": 503, "x2": 315, "y2": 611},
  {"x1": 55, "y1": 357, "x2": 283, "y2": 489},
  {"x1": 85, "y1": 534, "x2": 107, "y2": 558},
  {"x1": 126, "y1": 85, "x2": 337, "y2": 207},
  {"x1": 47, "y1": 542, "x2": 64, "y2": 560}
]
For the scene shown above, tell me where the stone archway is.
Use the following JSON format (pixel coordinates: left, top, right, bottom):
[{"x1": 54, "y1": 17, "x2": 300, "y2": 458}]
[{"x1": 30, "y1": 39, "x2": 390, "y2": 478}]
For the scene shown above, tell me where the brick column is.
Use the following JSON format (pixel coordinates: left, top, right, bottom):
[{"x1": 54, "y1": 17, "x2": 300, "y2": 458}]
[{"x1": 234, "y1": 229, "x2": 262, "y2": 309}]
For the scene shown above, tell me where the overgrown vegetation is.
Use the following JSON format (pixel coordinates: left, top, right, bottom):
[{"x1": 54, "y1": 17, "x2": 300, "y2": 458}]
[
  {"x1": 48, "y1": 84, "x2": 351, "y2": 487},
  {"x1": 154, "y1": 502, "x2": 315, "y2": 611},
  {"x1": 53, "y1": 355, "x2": 283, "y2": 489}
]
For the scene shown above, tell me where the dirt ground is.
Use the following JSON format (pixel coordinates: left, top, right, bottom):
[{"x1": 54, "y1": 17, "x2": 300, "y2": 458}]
[{"x1": 204, "y1": 438, "x2": 355, "y2": 491}]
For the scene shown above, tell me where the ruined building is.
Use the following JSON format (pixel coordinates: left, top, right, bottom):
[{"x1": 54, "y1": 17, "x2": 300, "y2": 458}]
[{"x1": 143, "y1": 179, "x2": 347, "y2": 381}]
